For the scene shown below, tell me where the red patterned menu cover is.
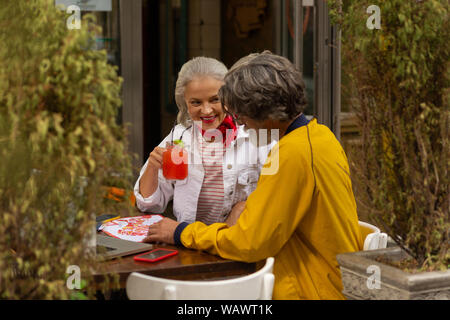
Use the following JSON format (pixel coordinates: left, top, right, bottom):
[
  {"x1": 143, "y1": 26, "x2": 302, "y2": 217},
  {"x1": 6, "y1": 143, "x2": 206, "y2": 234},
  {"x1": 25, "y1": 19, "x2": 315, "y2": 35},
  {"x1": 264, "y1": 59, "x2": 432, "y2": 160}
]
[{"x1": 101, "y1": 215, "x2": 163, "y2": 242}]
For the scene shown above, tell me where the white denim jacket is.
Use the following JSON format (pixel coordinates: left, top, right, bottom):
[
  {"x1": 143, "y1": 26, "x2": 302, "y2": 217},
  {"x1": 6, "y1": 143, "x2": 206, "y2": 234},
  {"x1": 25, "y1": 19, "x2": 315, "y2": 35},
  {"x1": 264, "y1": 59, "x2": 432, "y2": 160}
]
[{"x1": 134, "y1": 124, "x2": 275, "y2": 223}]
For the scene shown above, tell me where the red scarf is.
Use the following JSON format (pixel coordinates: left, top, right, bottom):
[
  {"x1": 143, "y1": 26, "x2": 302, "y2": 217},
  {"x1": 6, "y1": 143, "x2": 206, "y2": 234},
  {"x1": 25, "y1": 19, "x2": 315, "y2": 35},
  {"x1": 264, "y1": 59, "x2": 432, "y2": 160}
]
[{"x1": 201, "y1": 115, "x2": 237, "y2": 147}]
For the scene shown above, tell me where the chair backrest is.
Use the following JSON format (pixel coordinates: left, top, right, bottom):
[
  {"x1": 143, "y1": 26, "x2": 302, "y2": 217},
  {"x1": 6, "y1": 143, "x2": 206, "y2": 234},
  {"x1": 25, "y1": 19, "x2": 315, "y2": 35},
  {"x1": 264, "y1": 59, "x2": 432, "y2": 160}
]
[
  {"x1": 358, "y1": 221, "x2": 388, "y2": 250},
  {"x1": 126, "y1": 257, "x2": 275, "y2": 300}
]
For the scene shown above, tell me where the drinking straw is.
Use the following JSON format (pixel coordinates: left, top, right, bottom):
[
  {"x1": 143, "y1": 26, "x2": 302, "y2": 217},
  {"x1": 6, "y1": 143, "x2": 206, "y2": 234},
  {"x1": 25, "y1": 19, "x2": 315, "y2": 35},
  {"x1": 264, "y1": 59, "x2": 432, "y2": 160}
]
[{"x1": 170, "y1": 119, "x2": 177, "y2": 144}]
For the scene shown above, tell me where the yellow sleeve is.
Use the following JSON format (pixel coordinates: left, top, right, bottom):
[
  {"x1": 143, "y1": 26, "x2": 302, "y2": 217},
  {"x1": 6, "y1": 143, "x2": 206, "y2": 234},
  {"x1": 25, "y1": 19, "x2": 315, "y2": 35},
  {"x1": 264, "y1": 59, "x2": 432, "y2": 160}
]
[{"x1": 180, "y1": 140, "x2": 316, "y2": 262}]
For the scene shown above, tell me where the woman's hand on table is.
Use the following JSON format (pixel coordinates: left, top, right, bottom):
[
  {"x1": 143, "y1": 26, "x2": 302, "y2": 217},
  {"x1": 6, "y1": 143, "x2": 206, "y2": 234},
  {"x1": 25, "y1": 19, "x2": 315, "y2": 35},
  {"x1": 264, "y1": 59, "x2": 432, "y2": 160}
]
[{"x1": 143, "y1": 217, "x2": 180, "y2": 244}]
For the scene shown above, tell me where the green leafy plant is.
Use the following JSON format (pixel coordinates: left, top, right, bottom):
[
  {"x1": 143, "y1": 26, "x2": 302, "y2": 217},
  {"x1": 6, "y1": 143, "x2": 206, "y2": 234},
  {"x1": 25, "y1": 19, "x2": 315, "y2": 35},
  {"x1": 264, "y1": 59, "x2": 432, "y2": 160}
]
[
  {"x1": 0, "y1": 0, "x2": 134, "y2": 298},
  {"x1": 331, "y1": 0, "x2": 449, "y2": 270}
]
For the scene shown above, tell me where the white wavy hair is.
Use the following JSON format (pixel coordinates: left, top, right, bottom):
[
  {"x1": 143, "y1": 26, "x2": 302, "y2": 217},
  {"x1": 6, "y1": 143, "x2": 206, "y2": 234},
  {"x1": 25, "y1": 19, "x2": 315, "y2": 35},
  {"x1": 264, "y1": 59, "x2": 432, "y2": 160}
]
[{"x1": 174, "y1": 56, "x2": 228, "y2": 127}]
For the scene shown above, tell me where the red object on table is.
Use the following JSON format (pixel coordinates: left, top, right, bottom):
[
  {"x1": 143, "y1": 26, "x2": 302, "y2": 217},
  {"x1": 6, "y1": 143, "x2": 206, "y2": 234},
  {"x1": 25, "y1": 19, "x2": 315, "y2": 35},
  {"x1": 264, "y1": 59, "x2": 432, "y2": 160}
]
[{"x1": 134, "y1": 248, "x2": 179, "y2": 263}]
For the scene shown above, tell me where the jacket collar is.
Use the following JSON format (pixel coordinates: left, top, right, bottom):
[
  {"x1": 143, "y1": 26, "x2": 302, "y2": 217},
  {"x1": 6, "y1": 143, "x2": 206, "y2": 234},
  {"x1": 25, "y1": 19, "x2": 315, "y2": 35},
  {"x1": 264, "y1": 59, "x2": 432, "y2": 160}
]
[{"x1": 284, "y1": 114, "x2": 310, "y2": 136}]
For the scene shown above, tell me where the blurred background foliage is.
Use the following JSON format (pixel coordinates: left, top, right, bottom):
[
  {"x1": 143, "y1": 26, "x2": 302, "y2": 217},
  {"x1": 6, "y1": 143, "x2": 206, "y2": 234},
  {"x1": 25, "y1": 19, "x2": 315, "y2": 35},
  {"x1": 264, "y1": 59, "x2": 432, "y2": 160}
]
[
  {"x1": 0, "y1": 0, "x2": 135, "y2": 298},
  {"x1": 330, "y1": 0, "x2": 449, "y2": 270}
]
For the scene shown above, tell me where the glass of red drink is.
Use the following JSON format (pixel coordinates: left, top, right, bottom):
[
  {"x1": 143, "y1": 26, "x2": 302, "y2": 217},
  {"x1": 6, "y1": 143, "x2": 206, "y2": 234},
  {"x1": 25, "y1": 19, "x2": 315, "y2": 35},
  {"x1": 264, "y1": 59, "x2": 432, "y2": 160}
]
[{"x1": 162, "y1": 141, "x2": 188, "y2": 180}]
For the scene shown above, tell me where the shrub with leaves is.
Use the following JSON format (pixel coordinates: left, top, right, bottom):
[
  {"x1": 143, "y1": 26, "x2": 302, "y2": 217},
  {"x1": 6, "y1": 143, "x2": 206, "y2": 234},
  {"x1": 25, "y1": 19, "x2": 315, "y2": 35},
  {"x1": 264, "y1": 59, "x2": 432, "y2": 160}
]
[
  {"x1": 330, "y1": 0, "x2": 449, "y2": 270},
  {"x1": 0, "y1": 0, "x2": 134, "y2": 298}
]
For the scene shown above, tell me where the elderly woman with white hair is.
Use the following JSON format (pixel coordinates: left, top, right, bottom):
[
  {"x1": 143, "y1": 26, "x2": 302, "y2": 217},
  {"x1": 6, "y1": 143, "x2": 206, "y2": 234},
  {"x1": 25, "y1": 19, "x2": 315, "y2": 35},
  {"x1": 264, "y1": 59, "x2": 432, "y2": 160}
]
[{"x1": 134, "y1": 56, "x2": 273, "y2": 226}]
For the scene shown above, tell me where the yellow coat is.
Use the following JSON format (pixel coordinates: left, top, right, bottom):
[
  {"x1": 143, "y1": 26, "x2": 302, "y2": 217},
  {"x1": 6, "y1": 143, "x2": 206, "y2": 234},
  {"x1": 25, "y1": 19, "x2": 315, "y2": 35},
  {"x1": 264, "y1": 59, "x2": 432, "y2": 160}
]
[{"x1": 180, "y1": 119, "x2": 364, "y2": 299}]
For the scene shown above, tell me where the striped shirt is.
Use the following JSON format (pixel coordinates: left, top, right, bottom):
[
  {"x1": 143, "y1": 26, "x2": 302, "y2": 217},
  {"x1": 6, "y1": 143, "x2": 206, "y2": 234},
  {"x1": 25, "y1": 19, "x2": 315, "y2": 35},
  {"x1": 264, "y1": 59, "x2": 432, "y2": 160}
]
[{"x1": 195, "y1": 134, "x2": 226, "y2": 225}]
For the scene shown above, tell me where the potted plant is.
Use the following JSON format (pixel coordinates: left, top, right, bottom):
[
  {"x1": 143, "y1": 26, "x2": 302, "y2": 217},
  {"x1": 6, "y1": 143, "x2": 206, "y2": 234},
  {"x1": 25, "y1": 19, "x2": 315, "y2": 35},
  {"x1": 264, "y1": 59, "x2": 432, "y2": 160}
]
[
  {"x1": 328, "y1": 0, "x2": 449, "y2": 299},
  {"x1": 0, "y1": 0, "x2": 134, "y2": 299}
]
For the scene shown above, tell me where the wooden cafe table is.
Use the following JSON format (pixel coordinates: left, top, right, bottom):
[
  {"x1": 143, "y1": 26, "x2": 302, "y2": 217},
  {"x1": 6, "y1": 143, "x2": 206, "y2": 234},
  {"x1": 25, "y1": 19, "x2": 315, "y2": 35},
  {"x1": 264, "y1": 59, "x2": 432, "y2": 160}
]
[{"x1": 92, "y1": 237, "x2": 257, "y2": 289}]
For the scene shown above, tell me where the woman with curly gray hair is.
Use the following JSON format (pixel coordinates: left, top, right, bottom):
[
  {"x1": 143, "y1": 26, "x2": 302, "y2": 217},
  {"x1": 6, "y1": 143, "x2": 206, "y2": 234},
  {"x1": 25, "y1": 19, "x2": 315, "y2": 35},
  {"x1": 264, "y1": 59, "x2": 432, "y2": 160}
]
[
  {"x1": 144, "y1": 51, "x2": 363, "y2": 300},
  {"x1": 221, "y1": 50, "x2": 307, "y2": 123},
  {"x1": 134, "y1": 56, "x2": 273, "y2": 226}
]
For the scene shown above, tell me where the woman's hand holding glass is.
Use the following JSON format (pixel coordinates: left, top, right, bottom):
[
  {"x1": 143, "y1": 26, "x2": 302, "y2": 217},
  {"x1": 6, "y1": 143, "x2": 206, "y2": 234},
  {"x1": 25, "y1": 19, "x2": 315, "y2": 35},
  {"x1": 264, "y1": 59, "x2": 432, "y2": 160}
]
[
  {"x1": 139, "y1": 146, "x2": 166, "y2": 198},
  {"x1": 147, "y1": 146, "x2": 166, "y2": 171}
]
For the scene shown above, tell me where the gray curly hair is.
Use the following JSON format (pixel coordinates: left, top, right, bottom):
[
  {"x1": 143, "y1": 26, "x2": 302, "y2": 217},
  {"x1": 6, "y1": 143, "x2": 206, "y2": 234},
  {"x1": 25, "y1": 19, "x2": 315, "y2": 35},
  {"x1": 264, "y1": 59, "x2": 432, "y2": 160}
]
[
  {"x1": 175, "y1": 56, "x2": 228, "y2": 127},
  {"x1": 219, "y1": 51, "x2": 307, "y2": 122}
]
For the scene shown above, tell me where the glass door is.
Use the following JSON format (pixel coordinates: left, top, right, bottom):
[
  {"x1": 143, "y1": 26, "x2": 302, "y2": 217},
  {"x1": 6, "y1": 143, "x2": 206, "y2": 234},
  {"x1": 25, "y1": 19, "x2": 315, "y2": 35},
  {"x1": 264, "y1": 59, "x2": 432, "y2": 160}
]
[
  {"x1": 55, "y1": 0, "x2": 122, "y2": 122},
  {"x1": 275, "y1": 0, "x2": 341, "y2": 138},
  {"x1": 277, "y1": 0, "x2": 314, "y2": 116}
]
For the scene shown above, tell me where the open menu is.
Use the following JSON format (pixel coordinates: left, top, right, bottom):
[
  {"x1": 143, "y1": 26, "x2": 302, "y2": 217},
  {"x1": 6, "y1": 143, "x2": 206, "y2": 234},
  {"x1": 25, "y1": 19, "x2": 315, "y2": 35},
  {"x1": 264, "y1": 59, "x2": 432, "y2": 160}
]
[{"x1": 101, "y1": 215, "x2": 163, "y2": 242}]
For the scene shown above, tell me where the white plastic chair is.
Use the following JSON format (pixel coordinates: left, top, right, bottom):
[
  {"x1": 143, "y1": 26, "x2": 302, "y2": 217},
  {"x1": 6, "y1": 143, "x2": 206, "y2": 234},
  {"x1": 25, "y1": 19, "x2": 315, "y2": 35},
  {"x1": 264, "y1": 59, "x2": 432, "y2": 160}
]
[
  {"x1": 126, "y1": 257, "x2": 275, "y2": 300},
  {"x1": 359, "y1": 221, "x2": 388, "y2": 250}
]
